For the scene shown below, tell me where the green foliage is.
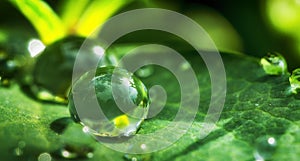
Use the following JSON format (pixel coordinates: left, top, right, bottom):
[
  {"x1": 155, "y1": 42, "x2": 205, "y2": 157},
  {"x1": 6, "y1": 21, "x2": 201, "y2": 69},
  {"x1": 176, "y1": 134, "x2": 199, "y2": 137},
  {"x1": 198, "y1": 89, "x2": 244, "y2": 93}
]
[
  {"x1": 1, "y1": 52, "x2": 299, "y2": 160},
  {"x1": 9, "y1": 0, "x2": 132, "y2": 44},
  {"x1": 9, "y1": 0, "x2": 66, "y2": 44}
]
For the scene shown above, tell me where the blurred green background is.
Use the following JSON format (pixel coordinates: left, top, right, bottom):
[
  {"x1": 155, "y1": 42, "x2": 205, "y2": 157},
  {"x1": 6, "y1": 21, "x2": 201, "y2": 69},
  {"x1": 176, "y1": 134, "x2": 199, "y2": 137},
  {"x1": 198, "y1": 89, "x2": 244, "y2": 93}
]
[{"x1": 1, "y1": 0, "x2": 300, "y2": 69}]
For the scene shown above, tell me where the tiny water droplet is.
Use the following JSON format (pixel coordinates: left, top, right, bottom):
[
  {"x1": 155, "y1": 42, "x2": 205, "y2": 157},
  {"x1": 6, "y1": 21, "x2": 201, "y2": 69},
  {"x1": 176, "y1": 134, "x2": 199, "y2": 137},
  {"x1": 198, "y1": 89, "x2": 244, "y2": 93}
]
[
  {"x1": 38, "y1": 152, "x2": 52, "y2": 161},
  {"x1": 260, "y1": 52, "x2": 287, "y2": 75},
  {"x1": 69, "y1": 67, "x2": 149, "y2": 137},
  {"x1": 13, "y1": 141, "x2": 26, "y2": 156},
  {"x1": 53, "y1": 144, "x2": 94, "y2": 159},
  {"x1": 289, "y1": 68, "x2": 300, "y2": 94},
  {"x1": 135, "y1": 66, "x2": 154, "y2": 78},
  {"x1": 180, "y1": 61, "x2": 192, "y2": 71},
  {"x1": 254, "y1": 136, "x2": 277, "y2": 161},
  {"x1": 14, "y1": 147, "x2": 23, "y2": 156},
  {"x1": 140, "y1": 144, "x2": 147, "y2": 150}
]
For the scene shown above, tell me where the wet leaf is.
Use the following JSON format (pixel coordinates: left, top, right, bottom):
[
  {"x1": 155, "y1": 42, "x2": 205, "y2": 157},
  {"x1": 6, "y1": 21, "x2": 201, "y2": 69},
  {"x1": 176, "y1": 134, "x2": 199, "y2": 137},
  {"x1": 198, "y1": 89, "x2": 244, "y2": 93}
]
[{"x1": 0, "y1": 51, "x2": 299, "y2": 160}]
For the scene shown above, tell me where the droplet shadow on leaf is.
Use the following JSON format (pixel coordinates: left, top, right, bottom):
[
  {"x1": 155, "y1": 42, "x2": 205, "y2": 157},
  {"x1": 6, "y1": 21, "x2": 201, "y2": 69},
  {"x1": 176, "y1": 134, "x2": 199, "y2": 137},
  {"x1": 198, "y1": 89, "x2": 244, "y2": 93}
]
[{"x1": 50, "y1": 117, "x2": 73, "y2": 134}]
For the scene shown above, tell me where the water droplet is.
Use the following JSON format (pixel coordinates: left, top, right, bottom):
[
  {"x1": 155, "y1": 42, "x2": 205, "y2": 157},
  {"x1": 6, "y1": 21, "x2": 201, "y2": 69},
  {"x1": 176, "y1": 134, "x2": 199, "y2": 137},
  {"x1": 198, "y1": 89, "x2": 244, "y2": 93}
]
[
  {"x1": 260, "y1": 52, "x2": 287, "y2": 75},
  {"x1": 69, "y1": 67, "x2": 149, "y2": 137},
  {"x1": 13, "y1": 141, "x2": 26, "y2": 156},
  {"x1": 254, "y1": 136, "x2": 277, "y2": 161},
  {"x1": 38, "y1": 152, "x2": 52, "y2": 161},
  {"x1": 289, "y1": 68, "x2": 300, "y2": 94},
  {"x1": 53, "y1": 144, "x2": 94, "y2": 159},
  {"x1": 135, "y1": 66, "x2": 154, "y2": 78},
  {"x1": 14, "y1": 147, "x2": 23, "y2": 156},
  {"x1": 31, "y1": 36, "x2": 113, "y2": 103},
  {"x1": 180, "y1": 61, "x2": 192, "y2": 71}
]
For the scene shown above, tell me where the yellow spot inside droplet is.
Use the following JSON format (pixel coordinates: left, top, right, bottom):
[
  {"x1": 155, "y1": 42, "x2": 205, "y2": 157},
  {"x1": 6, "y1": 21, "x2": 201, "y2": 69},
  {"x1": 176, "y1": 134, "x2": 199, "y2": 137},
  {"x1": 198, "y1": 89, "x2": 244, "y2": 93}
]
[{"x1": 113, "y1": 115, "x2": 130, "y2": 128}]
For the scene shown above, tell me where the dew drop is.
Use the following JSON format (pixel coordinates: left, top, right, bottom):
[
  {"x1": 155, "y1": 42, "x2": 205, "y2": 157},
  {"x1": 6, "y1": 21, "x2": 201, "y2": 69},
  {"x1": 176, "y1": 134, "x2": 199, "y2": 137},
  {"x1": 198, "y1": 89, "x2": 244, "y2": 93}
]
[
  {"x1": 289, "y1": 68, "x2": 300, "y2": 94},
  {"x1": 254, "y1": 136, "x2": 277, "y2": 161},
  {"x1": 69, "y1": 67, "x2": 149, "y2": 137},
  {"x1": 13, "y1": 141, "x2": 26, "y2": 156},
  {"x1": 38, "y1": 152, "x2": 52, "y2": 161},
  {"x1": 180, "y1": 61, "x2": 192, "y2": 71},
  {"x1": 13, "y1": 147, "x2": 23, "y2": 156},
  {"x1": 31, "y1": 36, "x2": 114, "y2": 104},
  {"x1": 260, "y1": 52, "x2": 287, "y2": 75}
]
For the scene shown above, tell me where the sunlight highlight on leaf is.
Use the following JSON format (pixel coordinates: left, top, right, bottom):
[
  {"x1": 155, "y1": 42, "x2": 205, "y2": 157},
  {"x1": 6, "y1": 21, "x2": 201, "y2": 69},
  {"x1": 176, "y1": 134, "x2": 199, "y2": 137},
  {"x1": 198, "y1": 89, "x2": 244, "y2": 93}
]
[
  {"x1": 9, "y1": 0, "x2": 66, "y2": 44},
  {"x1": 75, "y1": 0, "x2": 132, "y2": 37},
  {"x1": 59, "y1": 0, "x2": 90, "y2": 35}
]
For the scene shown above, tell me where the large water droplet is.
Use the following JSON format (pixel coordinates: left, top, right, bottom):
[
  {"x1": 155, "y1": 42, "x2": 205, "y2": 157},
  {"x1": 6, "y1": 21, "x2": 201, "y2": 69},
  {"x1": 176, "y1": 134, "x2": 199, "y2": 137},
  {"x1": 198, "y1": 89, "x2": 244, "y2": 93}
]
[
  {"x1": 69, "y1": 67, "x2": 149, "y2": 137},
  {"x1": 254, "y1": 136, "x2": 277, "y2": 161},
  {"x1": 31, "y1": 36, "x2": 115, "y2": 103},
  {"x1": 260, "y1": 52, "x2": 287, "y2": 75},
  {"x1": 289, "y1": 68, "x2": 300, "y2": 94}
]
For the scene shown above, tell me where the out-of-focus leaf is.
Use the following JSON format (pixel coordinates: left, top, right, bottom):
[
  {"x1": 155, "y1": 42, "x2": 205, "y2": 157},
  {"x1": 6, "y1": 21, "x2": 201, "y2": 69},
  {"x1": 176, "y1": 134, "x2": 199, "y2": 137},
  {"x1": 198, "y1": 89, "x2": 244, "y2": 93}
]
[
  {"x1": 59, "y1": 0, "x2": 90, "y2": 35},
  {"x1": 76, "y1": 0, "x2": 133, "y2": 37},
  {"x1": 9, "y1": 0, "x2": 66, "y2": 44}
]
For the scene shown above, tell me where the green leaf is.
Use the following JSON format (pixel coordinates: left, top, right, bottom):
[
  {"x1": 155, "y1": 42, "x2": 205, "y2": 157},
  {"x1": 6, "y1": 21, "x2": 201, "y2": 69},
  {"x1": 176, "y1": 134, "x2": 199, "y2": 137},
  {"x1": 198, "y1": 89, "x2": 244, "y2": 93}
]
[
  {"x1": 9, "y1": 0, "x2": 66, "y2": 44},
  {"x1": 75, "y1": 0, "x2": 133, "y2": 37},
  {"x1": 58, "y1": 0, "x2": 90, "y2": 35},
  {"x1": 0, "y1": 51, "x2": 300, "y2": 160}
]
